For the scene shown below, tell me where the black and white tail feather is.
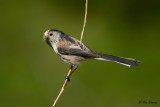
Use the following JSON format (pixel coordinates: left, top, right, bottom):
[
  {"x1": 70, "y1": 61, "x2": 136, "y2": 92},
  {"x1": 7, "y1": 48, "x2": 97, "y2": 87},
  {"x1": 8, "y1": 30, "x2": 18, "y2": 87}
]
[{"x1": 95, "y1": 53, "x2": 140, "y2": 67}]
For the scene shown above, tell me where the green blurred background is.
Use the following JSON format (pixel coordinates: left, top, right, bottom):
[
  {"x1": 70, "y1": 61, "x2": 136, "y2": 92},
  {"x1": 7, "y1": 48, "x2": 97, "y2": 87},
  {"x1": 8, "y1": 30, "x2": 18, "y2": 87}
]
[{"x1": 0, "y1": 0, "x2": 160, "y2": 107}]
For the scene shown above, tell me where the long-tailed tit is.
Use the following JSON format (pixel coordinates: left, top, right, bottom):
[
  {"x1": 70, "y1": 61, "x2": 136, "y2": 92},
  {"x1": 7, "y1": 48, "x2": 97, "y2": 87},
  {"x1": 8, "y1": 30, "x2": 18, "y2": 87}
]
[{"x1": 44, "y1": 29, "x2": 140, "y2": 81}]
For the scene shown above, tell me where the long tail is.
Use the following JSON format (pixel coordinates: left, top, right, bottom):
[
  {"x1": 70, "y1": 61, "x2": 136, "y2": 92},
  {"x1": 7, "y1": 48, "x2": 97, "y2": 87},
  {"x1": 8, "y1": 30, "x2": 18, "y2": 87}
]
[{"x1": 95, "y1": 53, "x2": 140, "y2": 67}]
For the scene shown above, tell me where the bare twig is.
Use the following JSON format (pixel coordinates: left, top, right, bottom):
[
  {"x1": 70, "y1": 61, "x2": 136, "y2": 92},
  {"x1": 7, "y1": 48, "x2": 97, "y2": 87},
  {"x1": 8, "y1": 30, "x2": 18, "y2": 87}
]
[
  {"x1": 80, "y1": 0, "x2": 88, "y2": 42},
  {"x1": 52, "y1": 68, "x2": 72, "y2": 107},
  {"x1": 51, "y1": 0, "x2": 88, "y2": 106}
]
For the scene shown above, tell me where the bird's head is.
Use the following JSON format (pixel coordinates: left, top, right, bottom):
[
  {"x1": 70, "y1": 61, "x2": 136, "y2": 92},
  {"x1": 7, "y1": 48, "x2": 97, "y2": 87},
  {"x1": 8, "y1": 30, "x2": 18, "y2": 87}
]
[{"x1": 43, "y1": 29, "x2": 62, "y2": 47}]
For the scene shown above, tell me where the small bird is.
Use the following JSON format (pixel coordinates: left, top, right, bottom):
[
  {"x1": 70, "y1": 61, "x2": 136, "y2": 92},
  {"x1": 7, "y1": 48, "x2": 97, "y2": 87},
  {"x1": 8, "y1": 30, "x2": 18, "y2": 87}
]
[{"x1": 43, "y1": 29, "x2": 140, "y2": 81}]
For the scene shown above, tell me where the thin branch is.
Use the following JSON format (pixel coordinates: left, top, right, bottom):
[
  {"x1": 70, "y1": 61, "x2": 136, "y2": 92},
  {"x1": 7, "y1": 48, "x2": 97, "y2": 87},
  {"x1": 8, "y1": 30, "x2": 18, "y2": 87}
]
[
  {"x1": 51, "y1": 0, "x2": 88, "y2": 106},
  {"x1": 80, "y1": 0, "x2": 88, "y2": 42},
  {"x1": 52, "y1": 68, "x2": 72, "y2": 107}
]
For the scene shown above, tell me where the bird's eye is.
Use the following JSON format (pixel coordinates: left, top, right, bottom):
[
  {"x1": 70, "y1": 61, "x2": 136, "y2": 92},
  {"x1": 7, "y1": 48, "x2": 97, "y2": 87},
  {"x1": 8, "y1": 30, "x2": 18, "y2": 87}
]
[{"x1": 49, "y1": 33, "x2": 53, "y2": 36}]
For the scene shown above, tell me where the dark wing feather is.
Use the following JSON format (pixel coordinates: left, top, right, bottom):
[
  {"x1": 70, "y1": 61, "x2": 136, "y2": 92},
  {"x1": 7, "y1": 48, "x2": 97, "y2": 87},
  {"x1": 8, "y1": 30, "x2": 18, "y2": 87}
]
[{"x1": 57, "y1": 48, "x2": 96, "y2": 58}]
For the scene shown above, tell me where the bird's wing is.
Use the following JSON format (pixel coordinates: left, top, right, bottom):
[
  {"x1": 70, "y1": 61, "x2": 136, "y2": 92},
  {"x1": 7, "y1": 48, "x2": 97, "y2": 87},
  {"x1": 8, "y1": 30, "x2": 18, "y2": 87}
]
[
  {"x1": 56, "y1": 34, "x2": 95, "y2": 58},
  {"x1": 69, "y1": 37, "x2": 93, "y2": 52},
  {"x1": 57, "y1": 47, "x2": 95, "y2": 58}
]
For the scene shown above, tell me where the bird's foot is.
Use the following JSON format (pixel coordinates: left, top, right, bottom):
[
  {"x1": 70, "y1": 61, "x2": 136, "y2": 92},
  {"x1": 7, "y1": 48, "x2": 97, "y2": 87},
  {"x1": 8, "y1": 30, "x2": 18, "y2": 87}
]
[{"x1": 65, "y1": 76, "x2": 70, "y2": 82}]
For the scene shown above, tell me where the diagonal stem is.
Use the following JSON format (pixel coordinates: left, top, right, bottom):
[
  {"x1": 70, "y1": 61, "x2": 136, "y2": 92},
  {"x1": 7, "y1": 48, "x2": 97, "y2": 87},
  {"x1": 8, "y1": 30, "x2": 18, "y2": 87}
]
[
  {"x1": 80, "y1": 0, "x2": 88, "y2": 42},
  {"x1": 52, "y1": 68, "x2": 72, "y2": 107}
]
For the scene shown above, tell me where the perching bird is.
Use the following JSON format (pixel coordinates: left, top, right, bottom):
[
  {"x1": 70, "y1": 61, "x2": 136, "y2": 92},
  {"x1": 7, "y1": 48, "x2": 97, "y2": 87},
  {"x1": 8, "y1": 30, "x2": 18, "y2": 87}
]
[{"x1": 43, "y1": 29, "x2": 140, "y2": 81}]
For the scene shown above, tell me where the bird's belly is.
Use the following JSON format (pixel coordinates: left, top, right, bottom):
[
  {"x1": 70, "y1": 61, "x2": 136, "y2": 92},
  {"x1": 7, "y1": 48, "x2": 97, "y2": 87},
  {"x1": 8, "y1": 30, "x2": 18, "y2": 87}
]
[{"x1": 61, "y1": 55, "x2": 85, "y2": 65}]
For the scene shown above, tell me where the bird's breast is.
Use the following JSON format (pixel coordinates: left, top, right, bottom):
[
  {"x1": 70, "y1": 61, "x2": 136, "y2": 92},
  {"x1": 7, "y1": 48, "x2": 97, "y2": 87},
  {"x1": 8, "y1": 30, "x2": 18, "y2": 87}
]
[{"x1": 53, "y1": 44, "x2": 58, "y2": 53}]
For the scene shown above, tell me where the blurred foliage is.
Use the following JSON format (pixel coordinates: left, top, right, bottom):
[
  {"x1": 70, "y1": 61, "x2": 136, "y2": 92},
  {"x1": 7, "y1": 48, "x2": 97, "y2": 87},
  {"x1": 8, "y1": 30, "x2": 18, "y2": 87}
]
[{"x1": 0, "y1": 0, "x2": 160, "y2": 107}]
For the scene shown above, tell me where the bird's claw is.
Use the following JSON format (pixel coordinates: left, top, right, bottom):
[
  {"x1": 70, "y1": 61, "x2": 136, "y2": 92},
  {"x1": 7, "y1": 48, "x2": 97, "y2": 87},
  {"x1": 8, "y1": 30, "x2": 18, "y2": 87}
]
[{"x1": 65, "y1": 77, "x2": 70, "y2": 82}]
